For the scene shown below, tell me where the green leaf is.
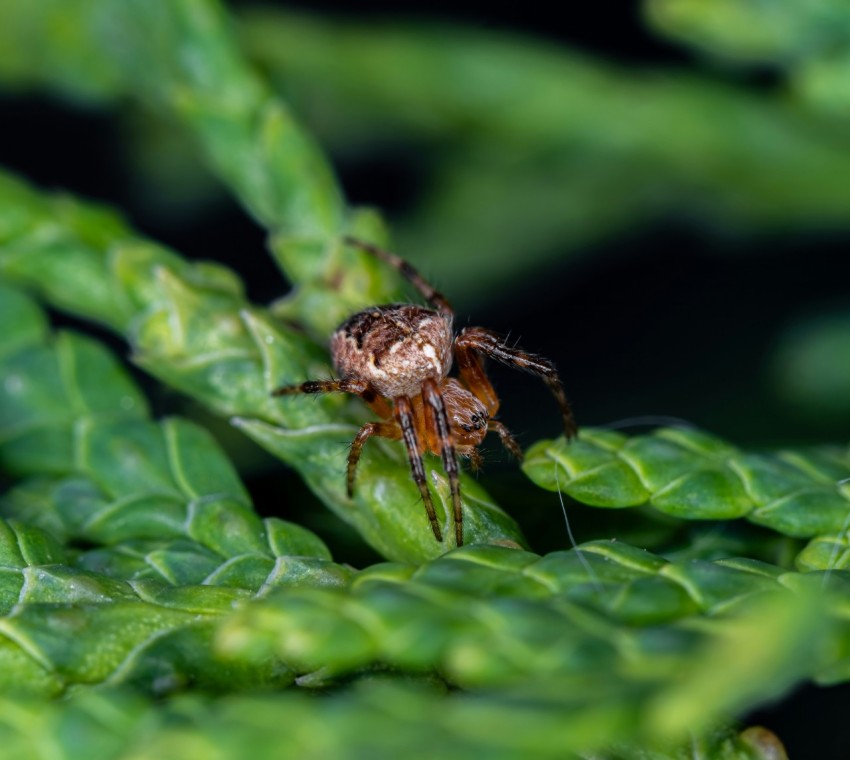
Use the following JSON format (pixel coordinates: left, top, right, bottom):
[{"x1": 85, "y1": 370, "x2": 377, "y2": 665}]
[
  {"x1": 0, "y1": 519, "x2": 284, "y2": 698},
  {"x1": 214, "y1": 543, "x2": 840, "y2": 754},
  {"x1": 0, "y1": 182, "x2": 523, "y2": 561},
  {"x1": 0, "y1": 0, "x2": 402, "y2": 336},
  {"x1": 646, "y1": 0, "x2": 850, "y2": 121},
  {"x1": 524, "y1": 429, "x2": 850, "y2": 542},
  {"x1": 0, "y1": 2, "x2": 845, "y2": 754},
  {"x1": 0, "y1": 686, "x2": 787, "y2": 760},
  {"x1": 101, "y1": 0, "x2": 344, "y2": 237},
  {"x1": 647, "y1": 590, "x2": 834, "y2": 738},
  {"x1": 0, "y1": 286, "x2": 333, "y2": 578},
  {"x1": 0, "y1": 0, "x2": 124, "y2": 101},
  {"x1": 771, "y1": 310, "x2": 850, "y2": 424},
  {"x1": 217, "y1": 543, "x2": 839, "y2": 682},
  {"x1": 234, "y1": 416, "x2": 525, "y2": 563},
  {"x1": 0, "y1": 172, "x2": 235, "y2": 333},
  {"x1": 0, "y1": 285, "x2": 47, "y2": 361},
  {"x1": 645, "y1": 0, "x2": 846, "y2": 68}
]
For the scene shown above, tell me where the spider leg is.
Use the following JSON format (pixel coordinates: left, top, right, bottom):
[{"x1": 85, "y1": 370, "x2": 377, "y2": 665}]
[
  {"x1": 469, "y1": 448, "x2": 484, "y2": 473},
  {"x1": 343, "y1": 236, "x2": 453, "y2": 317},
  {"x1": 272, "y1": 377, "x2": 392, "y2": 418},
  {"x1": 347, "y1": 421, "x2": 402, "y2": 498},
  {"x1": 487, "y1": 420, "x2": 523, "y2": 461},
  {"x1": 456, "y1": 327, "x2": 577, "y2": 439},
  {"x1": 272, "y1": 378, "x2": 370, "y2": 397},
  {"x1": 423, "y1": 378, "x2": 464, "y2": 547},
  {"x1": 395, "y1": 396, "x2": 444, "y2": 543}
]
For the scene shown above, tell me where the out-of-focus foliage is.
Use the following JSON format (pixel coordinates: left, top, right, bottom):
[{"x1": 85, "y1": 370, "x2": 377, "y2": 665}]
[
  {"x1": 646, "y1": 0, "x2": 846, "y2": 67},
  {"x1": 0, "y1": 0, "x2": 847, "y2": 757},
  {"x1": 771, "y1": 311, "x2": 850, "y2": 426},
  {"x1": 647, "y1": 0, "x2": 850, "y2": 116},
  {"x1": 645, "y1": 0, "x2": 850, "y2": 435},
  {"x1": 234, "y1": 8, "x2": 850, "y2": 302},
  {"x1": 0, "y1": 686, "x2": 794, "y2": 760}
]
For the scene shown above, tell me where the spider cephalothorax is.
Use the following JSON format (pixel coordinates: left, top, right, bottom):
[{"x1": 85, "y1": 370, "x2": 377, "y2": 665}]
[{"x1": 273, "y1": 237, "x2": 576, "y2": 547}]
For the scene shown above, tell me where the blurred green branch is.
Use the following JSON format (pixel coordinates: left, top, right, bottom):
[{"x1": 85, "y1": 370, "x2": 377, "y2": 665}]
[
  {"x1": 236, "y1": 8, "x2": 850, "y2": 302},
  {"x1": 0, "y1": 685, "x2": 793, "y2": 760},
  {"x1": 0, "y1": 0, "x2": 398, "y2": 334}
]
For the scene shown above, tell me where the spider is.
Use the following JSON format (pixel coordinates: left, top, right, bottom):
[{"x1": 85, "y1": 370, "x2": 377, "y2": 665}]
[{"x1": 272, "y1": 237, "x2": 576, "y2": 547}]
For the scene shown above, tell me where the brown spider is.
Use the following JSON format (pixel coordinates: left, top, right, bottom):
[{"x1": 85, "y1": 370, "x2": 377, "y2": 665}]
[{"x1": 272, "y1": 237, "x2": 576, "y2": 547}]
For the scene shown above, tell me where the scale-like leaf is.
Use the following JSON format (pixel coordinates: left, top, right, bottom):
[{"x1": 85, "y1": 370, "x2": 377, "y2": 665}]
[
  {"x1": 0, "y1": 535, "x2": 834, "y2": 754},
  {"x1": 0, "y1": 184, "x2": 524, "y2": 561},
  {"x1": 0, "y1": 283, "x2": 333, "y2": 578},
  {"x1": 524, "y1": 429, "x2": 850, "y2": 548},
  {"x1": 212, "y1": 542, "x2": 842, "y2": 753}
]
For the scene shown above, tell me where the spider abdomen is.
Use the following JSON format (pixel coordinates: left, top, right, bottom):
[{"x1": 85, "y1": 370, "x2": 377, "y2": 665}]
[{"x1": 331, "y1": 304, "x2": 454, "y2": 398}]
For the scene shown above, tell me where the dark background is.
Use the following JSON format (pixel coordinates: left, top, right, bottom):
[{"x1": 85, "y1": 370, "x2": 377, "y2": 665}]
[{"x1": 1, "y1": 4, "x2": 848, "y2": 756}]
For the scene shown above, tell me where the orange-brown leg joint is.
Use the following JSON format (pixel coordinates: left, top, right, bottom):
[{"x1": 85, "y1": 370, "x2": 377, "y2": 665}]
[{"x1": 456, "y1": 327, "x2": 577, "y2": 439}]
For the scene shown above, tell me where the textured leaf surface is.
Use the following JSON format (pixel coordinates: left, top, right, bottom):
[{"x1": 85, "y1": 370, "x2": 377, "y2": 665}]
[
  {"x1": 0, "y1": 188, "x2": 524, "y2": 562},
  {"x1": 217, "y1": 543, "x2": 847, "y2": 686},
  {"x1": 524, "y1": 429, "x2": 850, "y2": 544},
  {"x1": 0, "y1": 280, "x2": 824, "y2": 751},
  {"x1": 0, "y1": 285, "x2": 331, "y2": 576},
  {"x1": 0, "y1": 535, "x2": 830, "y2": 754}
]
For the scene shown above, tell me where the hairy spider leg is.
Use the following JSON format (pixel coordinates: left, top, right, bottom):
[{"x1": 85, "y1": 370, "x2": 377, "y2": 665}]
[
  {"x1": 272, "y1": 377, "x2": 398, "y2": 497},
  {"x1": 423, "y1": 378, "x2": 464, "y2": 547},
  {"x1": 272, "y1": 377, "x2": 370, "y2": 398},
  {"x1": 452, "y1": 332, "x2": 521, "y2": 460},
  {"x1": 343, "y1": 236, "x2": 454, "y2": 316},
  {"x1": 395, "y1": 395, "x2": 444, "y2": 542},
  {"x1": 456, "y1": 327, "x2": 577, "y2": 440},
  {"x1": 347, "y1": 421, "x2": 402, "y2": 497},
  {"x1": 487, "y1": 420, "x2": 523, "y2": 460},
  {"x1": 272, "y1": 377, "x2": 393, "y2": 418},
  {"x1": 454, "y1": 335, "x2": 500, "y2": 415}
]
